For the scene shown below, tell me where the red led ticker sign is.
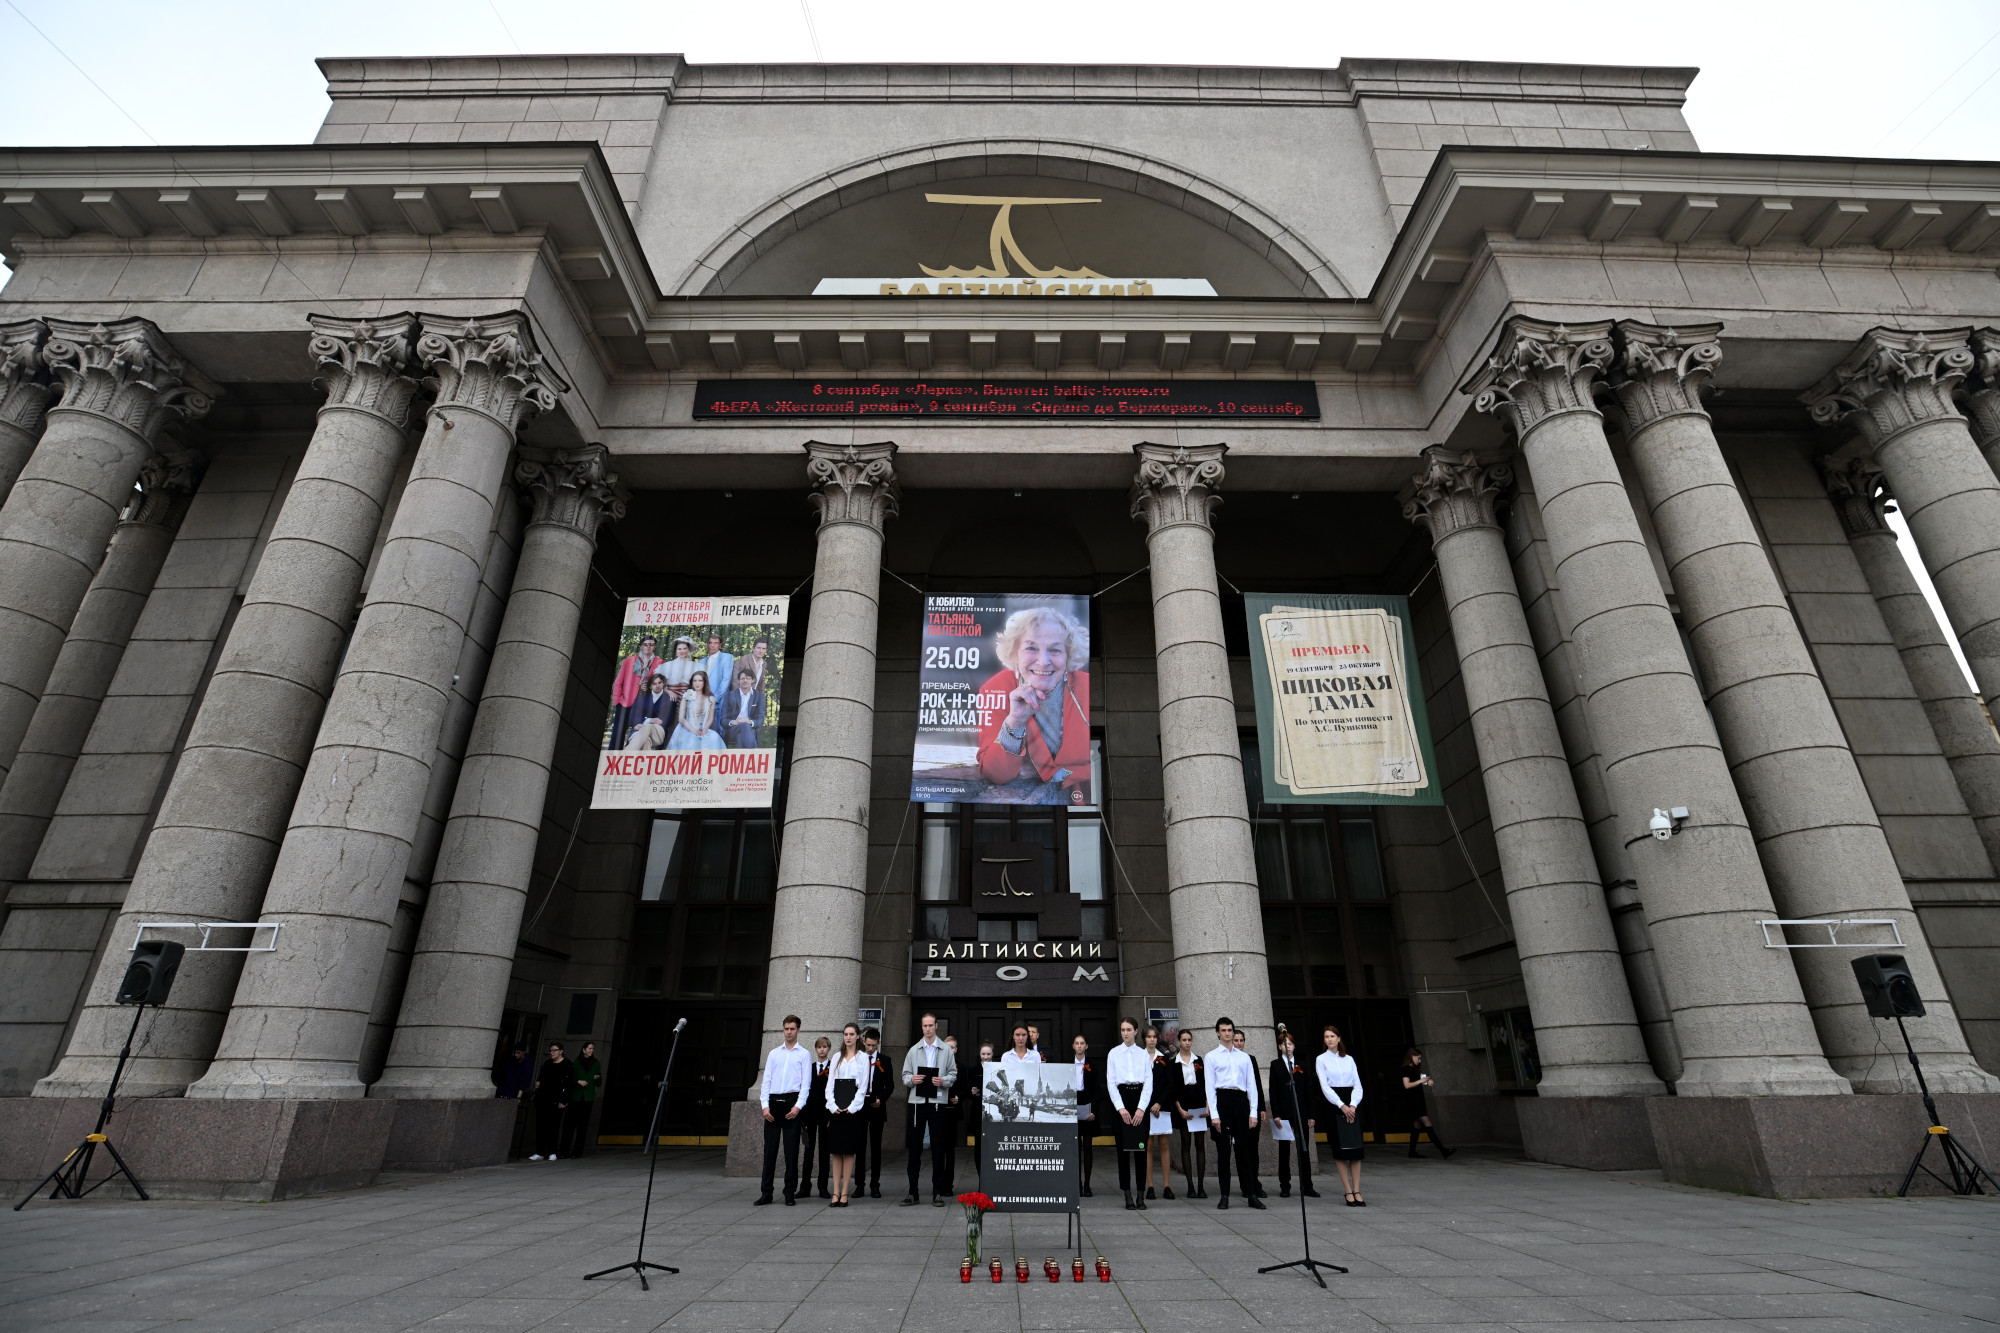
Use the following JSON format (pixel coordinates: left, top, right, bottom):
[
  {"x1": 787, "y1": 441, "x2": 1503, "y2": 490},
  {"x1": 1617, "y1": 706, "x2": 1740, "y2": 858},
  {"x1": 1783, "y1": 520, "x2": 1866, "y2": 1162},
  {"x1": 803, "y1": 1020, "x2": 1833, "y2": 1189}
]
[{"x1": 693, "y1": 379, "x2": 1320, "y2": 420}]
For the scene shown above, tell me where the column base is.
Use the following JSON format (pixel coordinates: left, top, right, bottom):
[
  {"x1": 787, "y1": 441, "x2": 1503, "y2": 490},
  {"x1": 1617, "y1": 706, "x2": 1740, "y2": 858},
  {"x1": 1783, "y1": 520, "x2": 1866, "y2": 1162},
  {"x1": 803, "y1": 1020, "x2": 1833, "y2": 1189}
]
[
  {"x1": 1648, "y1": 1093, "x2": 2000, "y2": 1197},
  {"x1": 0, "y1": 1095, "x2": 394, "y2": 1201},
  {"x1": 1517, "y1": 1096, "x2": 1661, "y2": 1171},
  {"x1": 725, "y1": 1099, "x2": 763, "y2": 1177},
  {"x1": 382, "y1": 1098, "x2": 517, "y2": 1173}
]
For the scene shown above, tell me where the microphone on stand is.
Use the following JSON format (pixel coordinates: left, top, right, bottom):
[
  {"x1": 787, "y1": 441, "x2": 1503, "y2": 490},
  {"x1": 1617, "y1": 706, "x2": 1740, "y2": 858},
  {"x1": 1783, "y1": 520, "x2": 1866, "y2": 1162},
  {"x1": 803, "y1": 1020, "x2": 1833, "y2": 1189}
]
[{"x1": 674, "y1": 1017, "x2": 688, "y2": 1034}]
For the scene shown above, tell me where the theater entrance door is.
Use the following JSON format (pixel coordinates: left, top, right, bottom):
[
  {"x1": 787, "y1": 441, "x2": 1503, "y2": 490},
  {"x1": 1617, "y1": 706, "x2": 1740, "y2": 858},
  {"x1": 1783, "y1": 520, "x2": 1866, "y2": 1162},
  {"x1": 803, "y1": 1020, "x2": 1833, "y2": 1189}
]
[{"x1": 915, "y1": 1001, "x2": 1118, "y2": 1064}]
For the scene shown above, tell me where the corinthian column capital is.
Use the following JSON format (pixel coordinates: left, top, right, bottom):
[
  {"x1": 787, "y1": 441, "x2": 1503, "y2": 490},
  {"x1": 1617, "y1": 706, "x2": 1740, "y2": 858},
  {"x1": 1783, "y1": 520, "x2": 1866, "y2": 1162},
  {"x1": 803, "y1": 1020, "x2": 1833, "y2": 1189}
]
[
  {"x1": 516, "y1": 443, "x2": 623, "y2": 541},
  {"x1": 1818, "y1": 455, "x2": 1894, "y2": 538},
  {"x1": 1461, "y1": 317, "x2": 1614, "y2": 437},
  {"x1": 1129, "y1": 441, "x2": 1226, "y2": 534},
  {"x1": 124, "y1": 450, "x2": 206, "y2": 530},
  {"x1": 43, "y1": 316, "x2": 218, "y2": 443},
  {"x1": 0, "y1": 319, "x2": 51, "y2": 436},
  {"x1": 1963, "y1": 328, "x2": 2000, "y2": 454},
  {"x1": 1609, "y1": 320, "x2": 1722, "y2": 430},
  {"x1": 416, "y1": 312, "x2": 567, "y2": 433},
  {"x1": 805, "y1": 440, "x2": 899, "y2": 532},
  {"x1": 1802, "y1": 326, "x2": 1975, "y2": 448},
  {"x1": 1402, "y1": 447, "x2": 1513, "y2": 540},
  {"x1": 308, "y1": 313, "x2": 423, "y2": 427}
]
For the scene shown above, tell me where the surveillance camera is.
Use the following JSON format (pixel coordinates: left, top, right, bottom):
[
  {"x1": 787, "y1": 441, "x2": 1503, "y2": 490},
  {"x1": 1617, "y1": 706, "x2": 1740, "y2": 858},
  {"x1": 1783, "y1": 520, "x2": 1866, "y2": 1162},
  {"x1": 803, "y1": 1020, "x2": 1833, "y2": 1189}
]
[{"x1": 1650, "y1": 809, "x2": 1674, "y2": 841}]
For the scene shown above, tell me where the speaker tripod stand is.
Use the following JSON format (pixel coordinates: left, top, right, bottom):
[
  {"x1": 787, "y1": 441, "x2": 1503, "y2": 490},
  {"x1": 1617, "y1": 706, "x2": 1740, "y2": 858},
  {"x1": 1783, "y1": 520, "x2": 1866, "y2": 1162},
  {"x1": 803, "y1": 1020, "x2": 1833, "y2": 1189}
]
[
  {"x1": 15, "y1": 1003, "x2": 151, "y2": 1209},
  {"x1": 1893, "y1": 1015, "x2": 1998, "y2": 1197}
]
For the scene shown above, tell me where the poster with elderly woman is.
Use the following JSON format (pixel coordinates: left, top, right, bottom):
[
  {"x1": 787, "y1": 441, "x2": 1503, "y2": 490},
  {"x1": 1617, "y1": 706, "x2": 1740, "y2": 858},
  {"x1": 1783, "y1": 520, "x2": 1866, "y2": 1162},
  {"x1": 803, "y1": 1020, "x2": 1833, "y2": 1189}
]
[
  {"x1": 911, "y1": 594, "x2": 1093, "y2": 805},
  {"x1": 592, "y1": 595, "x2": 788, "y2": 809}
]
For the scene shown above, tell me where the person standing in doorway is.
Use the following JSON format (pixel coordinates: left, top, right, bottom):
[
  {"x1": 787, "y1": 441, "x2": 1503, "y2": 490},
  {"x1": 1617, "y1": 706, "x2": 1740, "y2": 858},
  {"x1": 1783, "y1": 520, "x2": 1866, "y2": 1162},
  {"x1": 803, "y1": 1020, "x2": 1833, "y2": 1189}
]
[
  {"x1": 965, "y1": 1039, "x2": 992, "y2": 1188},
  {"x1": 1070, "y1": 1033, "x2": 1102, "y2": 1197},
  {"x1": 1205, "y1": 1019, "x2": 1265, "y2": 1209},
  {"x1": 825, "y1": 1023, "x2": 869, "y2": 1206},
  {"x1": 1317, "y1": 1025, "x2": 1367, "y2": 1205},
  {"x1": 1143, "y1": 1026, "x2": 1174, "y2": 1199},
  {"x1": 942, "y1": 1034, "x2": 963, "y2": 1194},
  {"x1": 1108, "y1": 1017, "x2": 1154, "y2": 1211},
  {"x1": 1268, "y1": 1029, "x2": 1320, "y2": 1199},
  {"x1": 902, "y1": 1012, "x2": 957, "y2": 1207},
  {"x1": 801, "y1": 1035, "x2": 833, "y2": 1199},
  {"x1": 858, "y1": 1028, "x2": 892, "y2": 1199},
  {"x1": 563, "y1": 1041, "x2": 602, "y2": 1159},
  {"x1": 1401, "y1": 1048, "x2": 1453, "y2": 1158},
  {"x1": 497, "y1": 1043, "x2": 532, "y2": 1100},
  {"x1": 1168, "y1": 1028, "x2": 1207, "y2": 1198},
  {"x1": 530, "y1": 1042, "x2": 572, "y2": 1161},
  {"x1": 756, "y1": 1016, "x2": 812, "y2": 1206},
  {"x1": 1001, "y1": 1025, "x2": 1041, "y2": 1067}
]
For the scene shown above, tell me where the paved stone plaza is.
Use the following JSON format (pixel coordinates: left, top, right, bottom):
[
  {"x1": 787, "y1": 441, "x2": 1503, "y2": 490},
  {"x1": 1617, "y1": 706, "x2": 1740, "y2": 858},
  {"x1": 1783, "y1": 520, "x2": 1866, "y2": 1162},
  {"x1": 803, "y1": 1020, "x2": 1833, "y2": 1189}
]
[{"x1": 4, "y1": 1148, "x2": 1996, "y2": 1332}]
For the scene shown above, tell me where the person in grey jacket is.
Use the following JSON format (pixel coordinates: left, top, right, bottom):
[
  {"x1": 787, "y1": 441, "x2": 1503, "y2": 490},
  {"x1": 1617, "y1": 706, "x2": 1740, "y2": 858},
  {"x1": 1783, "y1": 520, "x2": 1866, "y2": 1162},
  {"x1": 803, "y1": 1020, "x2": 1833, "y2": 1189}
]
[{"x1": 901, "y1": 1011, "x2": 958, "y2": 1206}]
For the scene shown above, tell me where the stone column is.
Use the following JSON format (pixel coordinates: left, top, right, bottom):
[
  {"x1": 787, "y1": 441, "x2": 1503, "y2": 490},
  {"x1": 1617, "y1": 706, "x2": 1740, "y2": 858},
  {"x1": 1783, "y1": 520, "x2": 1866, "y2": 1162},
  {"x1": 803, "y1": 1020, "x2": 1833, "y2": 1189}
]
[
  {"x1": 0, "y1": 454, "x2": 202, "y2": 885},
  {"x1": 1464, "y1": 318, "x2": 1844, "y2": 1097},
  {"x1": 758, "y1": 441, "x2": 898, "y2": 1062},
  {"x1": 1964, "y1": 329, "x2": 2000, "y2": 480},
  {"x1": 0, "y1": 318, "x2": 215, "y2": 784},
  {"x1": 1613, "y1": 322, "x2": 1993, "y2": 1093},
  {"x1": 187, "y1": 313, "x2": 566, "y2": 1100},
  {"x1": 1805, "y1": 328, "x2": 2000, "y2": 705},
  {"x1": 1130, "y1": 443, "x2": 1276, "y2": 1059},
  {"x1": 371, "y1": 445, "x2": 620, "y2": 1099},
  {"x1": 1403, "y1": 449, "x2": 1662, "y2": 1097},
  {"x1": 1825, "y1": 457, "x2": 2000, "y2": 873},
  {"x1": 36, "y1": 316, "x2": 423, "y2": 1099},
  {"x1": 0, "y1": 320, "x2": 50, "y2": 506}
]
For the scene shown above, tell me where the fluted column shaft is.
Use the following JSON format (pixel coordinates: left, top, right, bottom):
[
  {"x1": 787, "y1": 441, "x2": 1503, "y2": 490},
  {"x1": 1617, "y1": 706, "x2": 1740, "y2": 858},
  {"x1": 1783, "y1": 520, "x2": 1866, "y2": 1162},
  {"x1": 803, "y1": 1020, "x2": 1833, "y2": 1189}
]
[
  {"x1": 188, "y1": 312, "x2": 566, "y2": 1101},
  {"x1": 37, "y1": 316, "x2": 423, "y2": 1099},
  {"x1": 0, "y1": 457, "x2": 200, "y2": 886},
  {"x1": 1806, "y1": 328, "x2": 2000, "y2": 705},
  {"x1": 372, "y1": 446, "x2": 620, "y2": 1099},
  {"x1": 1131, "y1": 443, "x2": 1276, "y2": 1063},
  {"x1": 0, "y1": 320, "x2": 51, "y2": 506},
  {"x1": 1404, "y1": 450, "x2": 1662, "y2": 1097},
  {"x1": 0, "y1": 318, "x2": 214, "y2": 784},
  {"x1": 1825, "y1": 458, "x2": 2000, "y2": 873},
  {"x1": 1465, "y1": 318, "x2": 1844, "y2": 1097},
  {"x1": 759, "y1": 442, "x2": 898, "y2": 1067},
  {"x1": 1616, "y1": 323, "x2": 1992, "y2": 1093}
]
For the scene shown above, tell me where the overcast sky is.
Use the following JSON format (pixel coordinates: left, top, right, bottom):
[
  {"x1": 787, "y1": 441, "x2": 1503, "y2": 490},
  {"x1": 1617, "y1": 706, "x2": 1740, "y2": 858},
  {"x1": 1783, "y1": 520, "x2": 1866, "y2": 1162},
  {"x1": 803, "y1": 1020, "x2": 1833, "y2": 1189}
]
[{"x1": 1, "y1": 0, "x2": 1991, "y2": 685}]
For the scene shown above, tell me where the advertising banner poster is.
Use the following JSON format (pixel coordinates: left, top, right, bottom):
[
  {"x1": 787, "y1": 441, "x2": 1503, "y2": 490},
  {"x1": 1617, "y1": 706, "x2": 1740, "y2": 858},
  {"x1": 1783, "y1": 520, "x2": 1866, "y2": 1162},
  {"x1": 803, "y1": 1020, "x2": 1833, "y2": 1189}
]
[
  {"x1": 1244, "y1": 592, "x2": 1441, "y2": 806},
  {"x1": 911, "y1": 593, "x2": 1093, "y2": 806},
  {"x1": 979, "y1": 1060, "x2": 1079, "y2": 1211},
  {"x1": 592, "y1": 595, "x2": 788, "y2": 809}
]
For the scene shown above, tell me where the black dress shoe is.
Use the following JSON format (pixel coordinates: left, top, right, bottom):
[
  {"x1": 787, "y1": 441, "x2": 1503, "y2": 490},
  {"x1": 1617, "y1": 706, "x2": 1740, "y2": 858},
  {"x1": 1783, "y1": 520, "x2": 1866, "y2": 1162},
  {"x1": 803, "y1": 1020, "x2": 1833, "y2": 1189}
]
[
  {"x1": 1279, "y1": 1184, "x2": 1291, "y2": 1198},
  {"x1": 784, "y1": 1196, "x2": 796, "y2": 1206},
  {"x1": 1246, "y1": 1196, "x2": 1267, "y2": 1210},
  {"x1": 1217, "y1": 1195, "x2": 1230, "y2": 1209},
  {"x1": 1162, "y1": 1187, "x2": 1175, "y2": 1200},
  {"x1": 870, "y1": 1185, "x2": 881, "y2": 1198},
  {"x1": 1124, "y1": 1199, "x2": 1136, "y2": 1211},
  {"x1": 754, "y1": 1195, "x2": 773, "y2": 1206},
  {"x1": 1301, "y1": 1186, "x2": 1320, "y2": 1198},
  {"x1": 1135, "y1": 1198, "x2": 1147, "y2": 1210},
  {"x1": 900, "y1": 1195, "x2": 918, "y2": 1206},
  {"x1": 1145, "y1": 1186, "x2": 1156, "y2": 1200},
  {"x1": 1080, "y1": 1184, "x2": 1092, "y2": 1197},
  {"x1": 933, "y1": 1196, "x2": 946, "y2": 1207}
]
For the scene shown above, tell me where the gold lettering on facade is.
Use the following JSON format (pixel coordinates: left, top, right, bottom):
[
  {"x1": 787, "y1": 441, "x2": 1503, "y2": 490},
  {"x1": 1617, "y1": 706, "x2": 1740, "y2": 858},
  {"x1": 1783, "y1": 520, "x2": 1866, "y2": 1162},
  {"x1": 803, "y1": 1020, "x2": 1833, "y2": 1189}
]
[{"x1": 920, "y1": 194, "x2": 1105, "y2": 280}]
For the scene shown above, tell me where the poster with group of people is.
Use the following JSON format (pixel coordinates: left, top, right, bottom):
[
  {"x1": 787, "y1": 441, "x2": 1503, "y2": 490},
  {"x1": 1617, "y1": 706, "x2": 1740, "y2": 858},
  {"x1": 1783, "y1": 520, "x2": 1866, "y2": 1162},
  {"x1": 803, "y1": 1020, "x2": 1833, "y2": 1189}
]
[
  {"x1": 591, "y1": 596, "x2": 788, "y2": 809},
  {"x1": 909, "y1": 593, "x2": 1094, "y2": 806}
]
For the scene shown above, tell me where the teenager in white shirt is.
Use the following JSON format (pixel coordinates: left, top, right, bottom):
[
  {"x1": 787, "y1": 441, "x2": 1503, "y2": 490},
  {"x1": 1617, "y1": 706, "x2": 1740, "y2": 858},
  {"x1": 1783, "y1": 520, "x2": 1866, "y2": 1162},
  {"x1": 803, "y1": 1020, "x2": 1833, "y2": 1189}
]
[
  {"x1": 756, "y1": 1015, "x2": 813, "y2": 1206},
  {"x1": 1142, "y1": 1025, "x2": 1175, "y2": 1201},
  {"x1": 1107, "y1": 1017, "x2": 1155, "y2": 1211},
  {"x1": 999, "y1": 1024, "x2": 1042, "y2": 1066},
  {"x1": 1204, "y1": 1017, "x2": 1265, "y2": 1210},
  {"x1": 1169, "y1": 1027, "x2": 1209, "y2": 1198},
  {"x1": 824, "y1": 1023, "x2": 870, "y2": 1207},
  {"x1": 1316, "y1": 1024, "x2": 1366, "y2": 1206}
]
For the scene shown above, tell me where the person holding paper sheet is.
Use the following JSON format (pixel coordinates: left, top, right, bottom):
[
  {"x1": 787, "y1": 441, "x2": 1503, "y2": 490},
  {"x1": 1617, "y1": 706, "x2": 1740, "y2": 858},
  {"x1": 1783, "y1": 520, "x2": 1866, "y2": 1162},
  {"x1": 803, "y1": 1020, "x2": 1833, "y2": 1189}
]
[
  {"x1": 1268, "y1": 1029, "x2": 1320, "y2": 1199},
  {"x1": 1168, "y1": 1028, "x2": 1208, "y2": 1198},
  {"x1": 1143, "y1": 1025, "x2": 1174, "y2": 1200},
  {"x1": 1069, "y1": 1033, "x2": 1103, "y2": 1197},
  {"x1": 1107, "y1": 1017, "x2": 1154, "y2": 1211}
]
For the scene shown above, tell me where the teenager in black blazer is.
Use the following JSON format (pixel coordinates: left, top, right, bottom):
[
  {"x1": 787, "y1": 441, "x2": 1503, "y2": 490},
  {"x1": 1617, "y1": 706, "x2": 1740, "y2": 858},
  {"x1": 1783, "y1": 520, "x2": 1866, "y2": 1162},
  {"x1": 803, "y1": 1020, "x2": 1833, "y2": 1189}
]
[
  {"x1": 1268, "y1": 1031, "x2": 1321, "y2": 1199},
  {"x1": 857, "y1": 1029, "x2": 893, "y2": 1198},
  {"x1": 801, "y1": 1036, "x2": 833, "y2": 1199},
  {"x1": 1069, "y1": 1033, "x2": 1106, "y2": 1197}
]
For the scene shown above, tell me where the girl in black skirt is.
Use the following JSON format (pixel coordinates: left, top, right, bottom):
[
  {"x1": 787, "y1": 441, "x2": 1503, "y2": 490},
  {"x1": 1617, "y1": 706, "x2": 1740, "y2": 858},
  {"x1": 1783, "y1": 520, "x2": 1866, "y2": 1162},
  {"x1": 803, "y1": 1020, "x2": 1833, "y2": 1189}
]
[
  {"x1": 825, "y1": 1023, "x2": 869, "y2": 1206},
  {"x1": 1401, "y1": 1048, "x2": 1453, "y2": 1158},
  {"x1": 1315, "y1": 1025, "x2": 1366, "y2": 1205}
]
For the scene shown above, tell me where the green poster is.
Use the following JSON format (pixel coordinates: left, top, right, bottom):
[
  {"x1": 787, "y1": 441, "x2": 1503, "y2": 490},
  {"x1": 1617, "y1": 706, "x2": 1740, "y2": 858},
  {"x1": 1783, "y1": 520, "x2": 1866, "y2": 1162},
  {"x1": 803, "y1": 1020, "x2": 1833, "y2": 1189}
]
[{"x1": 1244, "y1": 592, "x2": 1441, "y2": 806}]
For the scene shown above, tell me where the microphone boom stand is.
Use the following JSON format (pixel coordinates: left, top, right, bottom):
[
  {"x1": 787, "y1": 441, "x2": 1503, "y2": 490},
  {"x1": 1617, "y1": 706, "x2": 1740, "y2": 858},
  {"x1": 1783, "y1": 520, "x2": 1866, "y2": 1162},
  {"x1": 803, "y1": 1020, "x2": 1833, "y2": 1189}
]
[
  {"x1": 1258, "y1": 1046, "x2": 1347, "y2": 1289},
  {"x1": 586, "y1": 1017, "x2": 688, "y2": 1288}
]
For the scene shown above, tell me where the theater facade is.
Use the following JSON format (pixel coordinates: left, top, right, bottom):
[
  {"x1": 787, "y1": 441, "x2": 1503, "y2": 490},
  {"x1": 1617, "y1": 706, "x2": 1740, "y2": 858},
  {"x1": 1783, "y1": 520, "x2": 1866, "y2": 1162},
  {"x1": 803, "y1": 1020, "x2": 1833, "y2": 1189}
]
[{"x1": 1, "y1": 53, "x2": 1998, "y2": 1199}]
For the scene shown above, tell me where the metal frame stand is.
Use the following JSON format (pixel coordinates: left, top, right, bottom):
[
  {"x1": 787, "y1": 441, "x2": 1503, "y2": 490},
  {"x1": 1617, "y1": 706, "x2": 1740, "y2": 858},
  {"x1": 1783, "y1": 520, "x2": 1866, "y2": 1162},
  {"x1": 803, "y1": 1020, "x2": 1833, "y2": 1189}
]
[
  {"x1": 1893, "y1": 1015, "x2": 1998, "y2": 1197},
  {"x1": 584, "y1": 1018, "x2": 687, "y2": 1288},
  {"x1": 1258, "y1": 1064, "x2": 1347, "y2": 1289},
  {"x1": 16, "y1": 1004, "x2": 150, "y2": 1209}
]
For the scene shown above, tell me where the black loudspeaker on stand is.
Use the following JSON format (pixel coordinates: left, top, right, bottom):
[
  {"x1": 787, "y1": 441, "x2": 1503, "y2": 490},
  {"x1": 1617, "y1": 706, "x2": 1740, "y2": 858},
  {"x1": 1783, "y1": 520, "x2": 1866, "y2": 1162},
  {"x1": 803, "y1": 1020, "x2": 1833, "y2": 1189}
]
[
  {"x1": 585, "y1": 1015, "x2": 688, "y2": 1288},
  {"x1": 15, "y1": 940, "x2": 184, "y2": 1210},
  {"x1": 1258, "y1": 1024, "x2": 1347, "y2": 1289},
  {"x1": 1852, "y1": 954, "x2": 1997, "y2": 1197}
]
